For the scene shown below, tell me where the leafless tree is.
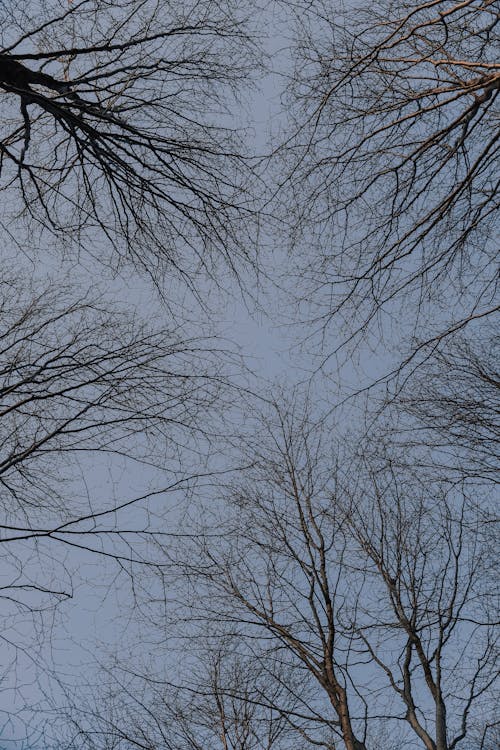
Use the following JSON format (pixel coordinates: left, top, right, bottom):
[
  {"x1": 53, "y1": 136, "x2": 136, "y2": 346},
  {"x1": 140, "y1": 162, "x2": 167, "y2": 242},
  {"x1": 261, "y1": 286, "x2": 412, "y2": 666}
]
[
  {"x1": 1, "y1": 3, "x2": 498, "y2": 746},
  {"x1": 0, "y1": 267, "x2": 229, "y2": 730},
  {"x1": 0, "y1": 0, "x2": 260, "y2": 279},
  {"x1": 164, "y1": 401, "x2": 499, "y2": 750},
  {"x1": 278, "y1": 0, "x2": 499, "y2": 361}
]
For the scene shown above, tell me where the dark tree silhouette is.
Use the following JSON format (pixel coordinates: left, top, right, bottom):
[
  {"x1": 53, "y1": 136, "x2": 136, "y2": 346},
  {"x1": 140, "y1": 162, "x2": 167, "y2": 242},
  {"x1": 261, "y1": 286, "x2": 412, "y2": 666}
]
[
  {"x1": 59, "y1": 399, "x2": 499, "y2": 750},
  {"x1": 279, "y1": 0, "x2": 499, "y2": 359},
  {"x1": 167, "y1": 402, "x2": 498, "y2": 750},
  {"x1": 0, "y1": 269, "x2": 227, "y2": 729},
  {"x1": 0, "y1": 0, "x2": 259, "y2": 279}
]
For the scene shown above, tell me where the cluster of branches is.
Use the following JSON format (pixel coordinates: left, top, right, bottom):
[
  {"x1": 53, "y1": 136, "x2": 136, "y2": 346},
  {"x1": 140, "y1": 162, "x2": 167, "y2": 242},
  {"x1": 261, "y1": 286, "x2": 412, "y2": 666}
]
[
  {"x1": 371, "y1": 324, "x2": 500, "y2": 485},
  {"x1": 0, "y1": 0, "x2": 259, "y2": 736},
  {"x1": 0, "y1": 268, "x2": 231, "y2": 732},
  {"x1": 44, "y1": 1, "x2": 499, "y2": 739},
  {"x1": 55, "y1": 401, "x2": 499, "y2": 750},
  {"x1": 0, "y1": 0, "x2": 258, "y2": 278},
  {"x1": 55, "y1": 651, "x2": 295, "y2": 750},
  {"x1": 279, "y1": 0, "x2": 499, "y2": 361},
  {"x1": 0, "y1": 1, "x2": 497, "y2": 749}
]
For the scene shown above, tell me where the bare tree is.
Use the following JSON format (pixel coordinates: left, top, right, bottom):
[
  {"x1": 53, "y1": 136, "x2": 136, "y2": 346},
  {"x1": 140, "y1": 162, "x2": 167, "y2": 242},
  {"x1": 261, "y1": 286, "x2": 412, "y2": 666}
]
[
  {"x1": 165, "y1": 401, "x2": 499, "y2": 750},
  {"x1": 0, "y1": 0, "x2": 260, "y2": 279},
  {"x1": 0, "y1": 267, "x2": 228, "y2": 730},
  {"x1": 0, "y1": 1, "x2": 264, "y2": 736},
  {"x1": 1, "y1": 3, "x2": 497, "y2": 746},
  {"x1": 278, "y1": 0, "x2": 499, "y2": 360}
]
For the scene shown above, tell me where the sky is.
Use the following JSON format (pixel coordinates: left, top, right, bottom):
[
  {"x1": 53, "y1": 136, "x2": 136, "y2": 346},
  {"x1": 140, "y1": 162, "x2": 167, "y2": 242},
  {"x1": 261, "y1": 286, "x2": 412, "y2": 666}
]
[{"x1": 1, "y1": 2, "x2": 497, "y2": 748}]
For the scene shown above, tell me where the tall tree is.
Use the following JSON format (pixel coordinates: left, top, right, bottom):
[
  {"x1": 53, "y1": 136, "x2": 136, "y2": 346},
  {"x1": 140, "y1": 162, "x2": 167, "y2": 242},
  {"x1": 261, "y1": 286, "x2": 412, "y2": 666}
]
[
  {"x1": 55, "y1": 399, "x2": 499, "y2": 750},
  {"x1": 278, "y1": 0, "x2": 499, "y2": 364},
  {"x1": 0, "y1": 269, "x2": 226, "y2": 726},
  {"x1": 166, "y1": 402, "x2": 498, "y2": 750},
  {"x1": 0, "y1": 0, "x2": 259, "y2": 280}
]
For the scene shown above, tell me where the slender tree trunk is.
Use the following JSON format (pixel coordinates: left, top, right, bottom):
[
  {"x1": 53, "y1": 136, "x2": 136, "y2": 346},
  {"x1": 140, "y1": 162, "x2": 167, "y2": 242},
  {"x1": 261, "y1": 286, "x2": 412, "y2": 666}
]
[
  {"x1": 436, "y1": 697, "x2": 448, "y2": 750},
  {"x1": 328, "y1": 688, "x2": 368, "y2": 750}
]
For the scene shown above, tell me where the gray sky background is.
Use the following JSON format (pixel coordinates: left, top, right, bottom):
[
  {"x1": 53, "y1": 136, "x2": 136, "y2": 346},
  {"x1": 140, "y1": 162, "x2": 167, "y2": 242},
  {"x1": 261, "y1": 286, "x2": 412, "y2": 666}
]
[{"x1": 3, "y1": 2, "x2": 494, "y2": 748}]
